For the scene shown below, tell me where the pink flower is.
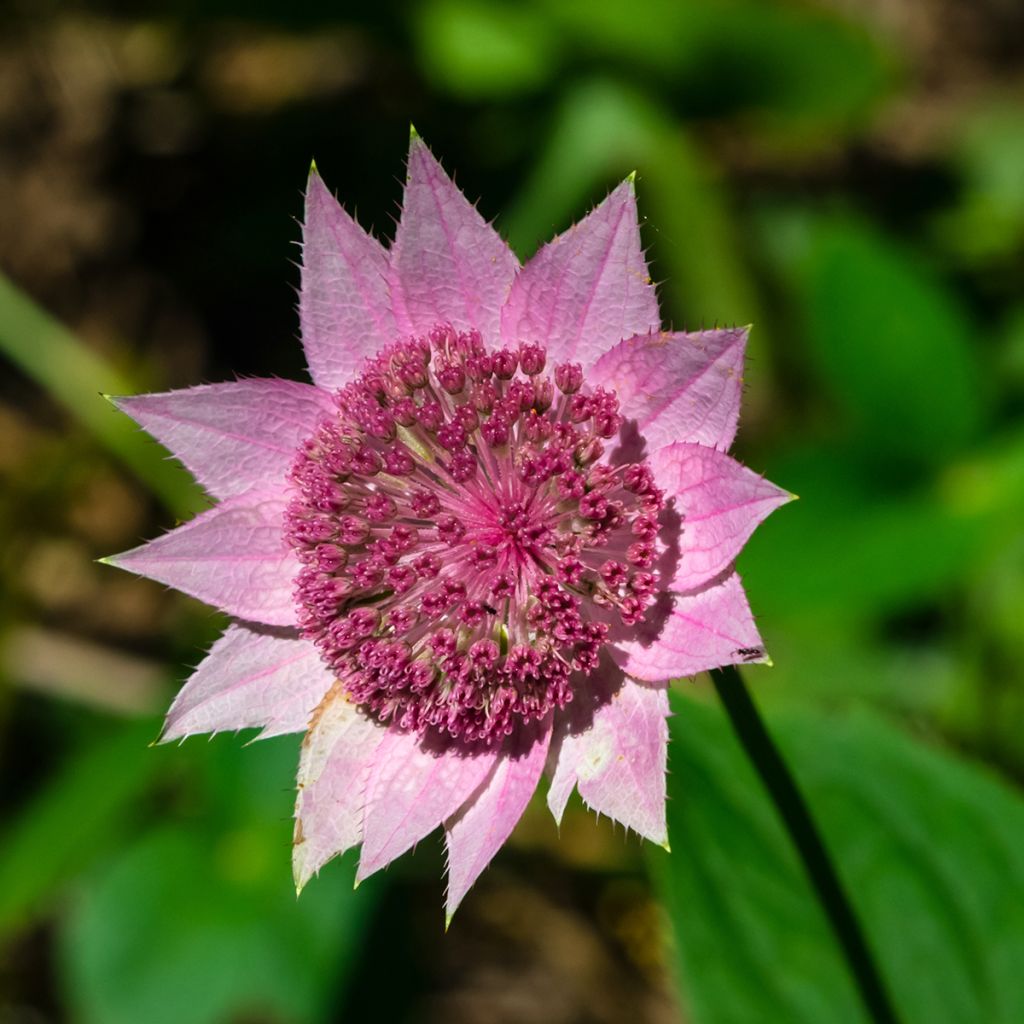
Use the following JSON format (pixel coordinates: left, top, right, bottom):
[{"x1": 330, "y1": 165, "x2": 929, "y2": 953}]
[{"x1": 105, "y1": 134, "x2": 790, "y2": 920}]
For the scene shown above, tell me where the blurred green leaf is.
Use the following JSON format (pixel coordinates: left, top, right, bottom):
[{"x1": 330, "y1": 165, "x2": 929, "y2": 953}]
[
  {"x1": 803, "y1": 219, "x2": 985, "y2": 462},
  {"x1": 741, "y1": 429, "x2": 1024, "y2": 619},
  {"x1": 654, "y1": 694, "x2": 1024, "y2": 1024},
  {"x1": 61, "y1": 827, "x2": 373, "y2": 1024},
  {"x1": 933, "y1": 105, "x2": 1024, "y2": 265},
  {"x1": 0, "y1": 719, "x2": 166, "y2": 937},
  {"x1": 0, "y1": 272, "x2": 203, "y2": 517},
  {"x1": 416, "y1": 0, "x2": 558, "y2": 97},
  {"x1": 539, "y1": 0, "x2": 892, "y2": 133}
]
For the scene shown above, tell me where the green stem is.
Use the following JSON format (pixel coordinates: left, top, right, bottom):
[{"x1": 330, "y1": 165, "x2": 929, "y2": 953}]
[{"x1": 711, "y1": 665, "x2": 901, "y2": 1024}]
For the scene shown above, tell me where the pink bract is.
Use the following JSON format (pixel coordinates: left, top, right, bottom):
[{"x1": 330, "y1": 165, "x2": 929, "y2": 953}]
[{"x1": 105, "y1": 134, "x2": 790, "y2": 921}]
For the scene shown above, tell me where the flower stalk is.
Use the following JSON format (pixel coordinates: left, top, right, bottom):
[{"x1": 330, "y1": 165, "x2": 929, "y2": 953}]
[{"x1": 710, "y1": 665, "x2": 901, "y2": 1024}]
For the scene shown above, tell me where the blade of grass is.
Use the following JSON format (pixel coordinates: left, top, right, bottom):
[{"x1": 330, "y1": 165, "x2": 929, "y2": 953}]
[{"x1": 0, "y1": 272, "x2": 203, "y2": 516}]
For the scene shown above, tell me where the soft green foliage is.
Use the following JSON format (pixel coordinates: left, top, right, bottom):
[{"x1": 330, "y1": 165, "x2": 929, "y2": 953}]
[
  {"x1": 2, "y1": 0, "x2": 1023, "y2": 1020},
  {"x1": 0, "y1": 720, "x2": 167, "y2": 936},
  {"x1": 656, "y1": 695, "x2": 1024, "y2": 1024},
  {"x1": 58, "y1": 737, "x2": 376, "y2": 1024},
  {"x1": 802, "y1": 219, "x2": 984, "y2": 462}
]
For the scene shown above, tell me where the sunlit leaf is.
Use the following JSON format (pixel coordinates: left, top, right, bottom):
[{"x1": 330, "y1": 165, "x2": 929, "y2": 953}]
[
  {"x1": 654, "y1": 694, "x2": 1024, "y2": 1024},
  {"x1": 415, "y1": 0, "x2": 558, "y2": 97}
]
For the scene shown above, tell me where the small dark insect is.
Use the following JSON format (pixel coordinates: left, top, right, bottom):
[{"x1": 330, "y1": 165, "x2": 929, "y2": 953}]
[
  {"x1": 482, "y1": 603, "x2": 498, "y2": 615},
  {"x1": 735, "y1": 647, "x2": 764, "y2": 662}
]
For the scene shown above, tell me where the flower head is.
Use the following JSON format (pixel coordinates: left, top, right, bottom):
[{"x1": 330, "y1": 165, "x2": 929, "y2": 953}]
[{"x1": 105, "y1": 134, "x2": 790, "y2": 920}]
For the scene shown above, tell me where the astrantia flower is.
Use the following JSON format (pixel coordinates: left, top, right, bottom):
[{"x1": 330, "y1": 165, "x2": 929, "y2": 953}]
[{"x1": 105, "y1": 133, "x2": 790, "y2": 920}]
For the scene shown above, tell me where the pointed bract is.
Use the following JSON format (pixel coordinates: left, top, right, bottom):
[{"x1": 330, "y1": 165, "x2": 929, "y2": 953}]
[
  {"x1": 356, "y1": 730, "x2": 497, "y2": 882},
  {"x1": 301, "y1": 170, "x2": 396, "y2": 390},
  {"x1": 444, "y1": 717, "x2": 551, "y2": 922},
  {"x1": 613, "y1": 572, "x2": 768, "y2": 681},
  {"x1": 548, "y1": 681, "x2": 668, "y2": 845},
  {"x1": 163, "y1": 623, "x2": 335, "y2": 742},
  {"x1": 500, "y1": 181, "x2": 660, "y2": 371},
  {"x1": 106, "y1": 489, "x2": 298, "y2": 627},
  {"x1": 389, "y1": 137, "x2": 518, "y2": 344},
  {"x1": 590, "y1": 327, "x2": 748, "y2": 453},
  {"x1": 293, "y1": 688, "x2": 386, "y2": 888},
  {"x1": 651, "y1": 442, "x2": 792, "y2": 593},
  {"x1": 113, "y1": 380, "x2": 334, "y2": 501}
]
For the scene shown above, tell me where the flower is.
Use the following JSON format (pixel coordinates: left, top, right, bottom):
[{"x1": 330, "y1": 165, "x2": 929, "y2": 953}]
[{"x1": 104, "y1": 132, "x2": 790, "y2": 921}]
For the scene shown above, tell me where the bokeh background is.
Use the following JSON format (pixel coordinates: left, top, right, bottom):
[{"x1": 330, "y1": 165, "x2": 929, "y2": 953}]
[{"x1": 2, "y1": 1, "x2": 1024, "y2": 1022}]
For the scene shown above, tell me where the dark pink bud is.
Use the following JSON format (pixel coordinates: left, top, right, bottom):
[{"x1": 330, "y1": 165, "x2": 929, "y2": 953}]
[
  {"x1": 437, "y1": 362, "x2": 466, "y2": 395},
  {"x1": 554, "y1": 362, "x2": 583, "y2": 394},
  {"x1": 519, "y1": 343, "x2": 546, "y2": 375},
  {"x1": 437, "y1": 515, "x2": 466, "y2": 543},
  {"x1": 337, "y1": 515, "x2": 370, "y2": 546},
  {"x1": 447, "y1": 450, "x2": 476, "y2": 482},
  {"x1": 410, "y1": 489, "x2": 441, "y2": 518},
  {"x1": 492, "y1": 348, "x2": 518, "y2": 379},
  {"x1": 416, "y1": 402, "x2": 444, "y2": 431},
  {"x1": 413, "y1": 552, "x2": 441, "y2": 578}
]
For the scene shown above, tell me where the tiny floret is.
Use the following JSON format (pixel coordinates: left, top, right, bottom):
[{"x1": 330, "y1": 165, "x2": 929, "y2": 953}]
[{"x1": 105, "y1": 135, "x2": 790, "y2": 920}]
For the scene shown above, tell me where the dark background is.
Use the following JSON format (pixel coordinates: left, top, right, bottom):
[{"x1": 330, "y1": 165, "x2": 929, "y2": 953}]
[{"x1": 1, "y1": 1, "x2": 1023, "y2": 1022}]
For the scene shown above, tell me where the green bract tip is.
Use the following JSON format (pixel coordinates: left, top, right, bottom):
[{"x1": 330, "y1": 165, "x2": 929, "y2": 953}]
[
  {"x1": 308, "y1": 157, "x2": 319, "y2": 178},
  {"x1": 409, "y1": 122, "x2": 420, "y2": 142}
]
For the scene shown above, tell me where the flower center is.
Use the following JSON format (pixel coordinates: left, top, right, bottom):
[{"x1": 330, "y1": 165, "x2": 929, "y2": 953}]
[{"x1": 285, "y1": 324, "x2": 664, "y2": 746}]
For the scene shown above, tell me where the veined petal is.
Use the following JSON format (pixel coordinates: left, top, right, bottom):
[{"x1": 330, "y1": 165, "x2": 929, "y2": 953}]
[
  {"x1": 112, "y1": 380, "x2": 334, "y2": 501},
  {"x1": 389, "y1": 135, "x2": 518, "y2": 344},
  {"x1": 444, "y1": 717, "x2": 551, "y2": 923},
  {"x1": 104, "y1": 489, "x2": 298, "y2": 627},
  {"x1": 548, "y1": 681, "x2": 668, "y2": 846},
  {"x1": 163, "y1": 624, "x2": 334, "y2": 742},
  {"x1": 293, "y1": 686, "x2": 386, "y2": 889},
  {"x1": 500, "y1": 181, "x2": 659, "y2": 370},
  {"x1": 613, "y1": 572, "x2": 768, "y2": 681},
  {"x1": 356, "y1": 729, "x2": 497, "y2": 882},
  {"x1": 590, "y1": 327, "x2": 748, "y2": 453},
  {"x1": 300, "y1": 168, "x2": 396, "y2": 391},
  {"x1": 651, "y1": 442, "x2": 792, "y2": 593}
]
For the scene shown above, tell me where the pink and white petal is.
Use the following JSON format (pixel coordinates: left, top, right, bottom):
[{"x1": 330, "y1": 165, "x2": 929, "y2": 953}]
[
  {"x1": 500, "y1": 181, "x2": 659, "y2": 370},
  {"x1": 590, "y1": 327, "x2": 748, "y2": 453},
  {"x1": 614, "y1": 572, "x2": 768, "y2": 681},
  {"x1": 444, "y1": 717, "x2": 552, "y2": 922},
  {"x1": 293, "y1": 687, "x2": 386, "y2": 889},
  {"x1": 547, "y1": 654, "x2": 624, "y2": 824},
  {"x1": 651, "y1": 442, "x2": 792, "y2": 593},
  {"x1": 389, "y1": 135, "x2": 518, "y2": 344},
  {"x1": 548, "y1": 682, "x2": 668, "y2": 846},
  {"x1": 356, "y1": 729, "x2": 497, "y2": 882},
  {"x1": 103, "y1": 489, "x2": 298, "y2": 627},
  {"x1": 546, "y1": 737, "x2": 577, "y2": 827},
  {"x1": 112, "y1": 380, "x2": 334, "y2": 501},
  {"x1": 300, "y1": 168, "x2": 396, "y2": 391},
  {"x1": 162, "y1": 624, "x2": 334, "y2": 742}
]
